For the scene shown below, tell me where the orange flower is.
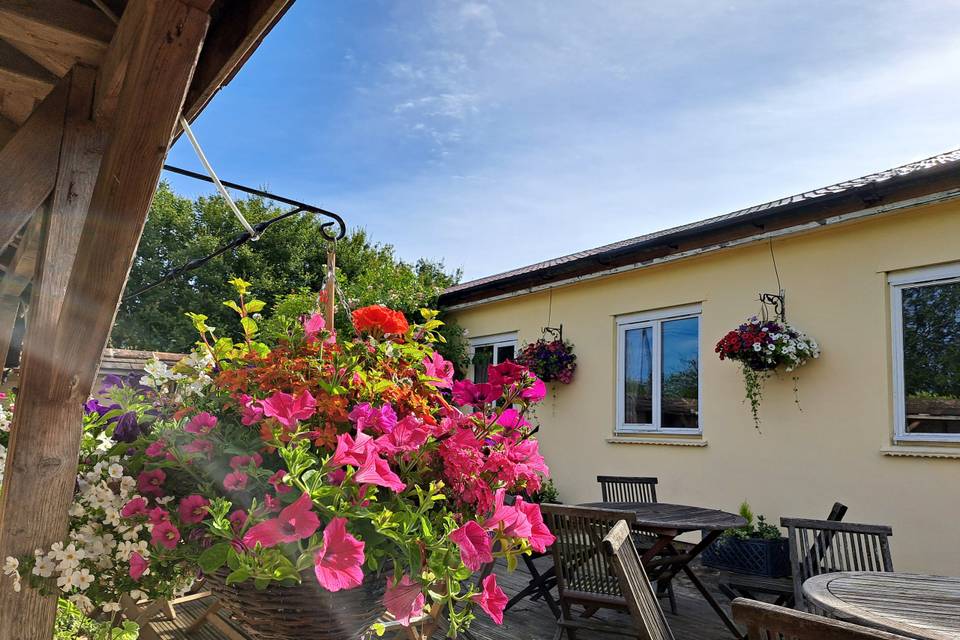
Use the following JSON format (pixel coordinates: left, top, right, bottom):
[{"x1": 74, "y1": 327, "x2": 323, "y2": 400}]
[{"x1": 351, "y1": 305, "x2": 409, "y2": 337}]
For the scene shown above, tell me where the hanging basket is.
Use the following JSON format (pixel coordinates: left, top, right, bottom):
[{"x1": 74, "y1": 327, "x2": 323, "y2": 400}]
[{"x1": 205, "y1": 568, "x2": 386, "y2": 640}]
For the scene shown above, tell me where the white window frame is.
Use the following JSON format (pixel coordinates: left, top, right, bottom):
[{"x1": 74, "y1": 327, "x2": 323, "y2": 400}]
[
  {"x1": 468, "y1": 332, "x2": 518, "y2": 382},
  {"x1": 616, "y1": 303, "x2": 702, "y2": 435},
  {"x1": 890, "y1": 262, "x2": 960, "y2": 443}
]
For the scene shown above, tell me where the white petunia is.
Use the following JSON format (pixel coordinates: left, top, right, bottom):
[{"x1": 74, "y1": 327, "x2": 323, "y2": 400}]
[
  {"x1": 32, "y1": 556, "x2": 56, "y2": 578},
  {"x1": 2, "y1": 557, "x2": 18, "y2": 576},
  {"x1": 107, "y1": 463, "x2": 124, "y2": 479}
]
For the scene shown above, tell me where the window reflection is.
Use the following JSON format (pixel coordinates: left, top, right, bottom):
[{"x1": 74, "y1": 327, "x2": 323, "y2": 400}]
[{"x1": 661, "y1": 317, "x2": 699, "y2": 428}]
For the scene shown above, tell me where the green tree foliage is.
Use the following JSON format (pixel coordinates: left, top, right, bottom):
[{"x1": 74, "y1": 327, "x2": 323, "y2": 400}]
[
  {"x1": 112, "y1": 183, "x2": 467, "y2": 370},
  {"x1": 902, "y1": 281, "x2": 960, "y2": 399}
]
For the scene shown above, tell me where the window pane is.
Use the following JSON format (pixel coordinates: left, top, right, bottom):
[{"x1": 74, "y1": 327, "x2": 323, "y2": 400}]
[
  {"x1": 902, "y1": 281, "x2": 960, "y2": 434},
  {"x1": 661, "y1": 317, "x2": 699, "y2": 428},
  {"x1": 624, "y1": 327, "x2": 653, "y2": 424},
  {"x1": 472, "y1": 346, "x2": 494, "y2": 383},
  {"x1": 496, "y1": 344, "x2": 515, "y2": 364}
]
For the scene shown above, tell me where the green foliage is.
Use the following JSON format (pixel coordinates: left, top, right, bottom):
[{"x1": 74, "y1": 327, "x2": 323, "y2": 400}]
[
  {"x1": 111, "y1": 183, "x2": 466, "y2": 369},
  {"x1": 533, "y1": 478, "x2": 561, "y2": 504},
  {"x1": 55, "y1": 599, "x2": 139, "y2": 640},
  {"x1": 723, "y1": 501, "x2": 781, "y2": 540},
  {"x1": 902, "y1": 281, "x2": 960, "y2": 399}
]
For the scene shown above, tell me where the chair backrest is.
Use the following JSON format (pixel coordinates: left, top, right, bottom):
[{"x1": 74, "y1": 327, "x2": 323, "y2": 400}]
[
  {"x1": 732, "y1": 598, "x2": 909, "y2": 640},
  {"x1": 597, "y1": 475, "x2": 658, "y2": 503},
  {"x1": 602, "y1": 520, "x2": 675, "y2": 640},
  {"x1": 541, "y1": 504, "x2": 632, "y2": 603},
  {"x1": 781, "y1": 518, "x2": 893, "y2": 611}
]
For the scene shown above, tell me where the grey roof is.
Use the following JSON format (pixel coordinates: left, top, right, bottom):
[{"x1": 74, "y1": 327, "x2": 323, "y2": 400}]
[{"x1": 444, "y1": 148, "x2": 960, "y2": 298}]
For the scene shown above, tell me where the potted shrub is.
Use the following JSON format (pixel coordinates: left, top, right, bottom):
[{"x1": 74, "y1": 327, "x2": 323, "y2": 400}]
[
  {"x1": 701, "y1": 502, "x2": 790, "y2": 577},
  {"x1": 4, "y1": 280, "x2": 554, "y2": 640}
]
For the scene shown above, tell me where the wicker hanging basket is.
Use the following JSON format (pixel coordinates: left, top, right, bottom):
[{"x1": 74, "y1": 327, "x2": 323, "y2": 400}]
[{"x1": 205, "y1": 568, "x2": 386, "y2": 640}]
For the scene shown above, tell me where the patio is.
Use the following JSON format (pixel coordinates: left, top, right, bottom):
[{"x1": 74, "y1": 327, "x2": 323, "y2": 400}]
[{"x1": 155, "y1": 557, "x2": 735, "y2": 640}]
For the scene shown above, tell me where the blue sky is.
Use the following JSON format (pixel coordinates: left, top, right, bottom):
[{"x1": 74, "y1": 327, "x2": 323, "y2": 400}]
[{"x1": 166, "y1": 1, "x2": 960, "y2": 282}]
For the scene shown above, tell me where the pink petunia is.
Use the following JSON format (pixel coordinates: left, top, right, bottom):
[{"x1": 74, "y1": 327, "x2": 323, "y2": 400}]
[
  {"x1": 260, "y1": 390, "x2": 317, "y2": 429},
  {"x1": 515, "y1": 499, "x2": 556, "y2": 553},
  {"x1": 184, "y1": 411, "x2": 218, "y2": 435},
  {"x1": 422, "y1": 352, "x2": 454, "y2": 389},
  {"x1": 148, "y1": 508, "x2": 170, "y2": 525},
  {"x1": 494, "y1": 408, "x2": 530, "y2": 430},
  {"x1": 449, "y1": 521, "x2": 493, "y2": 571},
  {"x1": 268, "y1": 469, "x2": 293, "y2": 494},
  {"x1": 347, "y1": 403, "x2": 397, "y2": 434},
  {"x1": 483, "y1": 489, "x2": 532, "y2": 539},
  {"x1": 520, "y1": 377, "x2": 547, "y2": 402},
  {"x1": 243, "y1": 492, "x2": 321, "y2": 549},
  {"x1": 384, "y1": 574, "x2": 425, "y2": 626},
  {"x1": 137, "y1": 469, "x2": 166, "y2": 497},
  {"x1": 238, "y1": 394, "x2": 264, "y2": 426},
  {"x1": 452, "y1": 380, "x2": 502, "y2": 407},
  {"x1": 375, "y1": 416, "x2": 429, "y2": 455},
  {"x1": 228, "y1": 509, "x2": 248, "y2": 533},
  {"x1": 473, "y1": 574, "x2": 508, "y2": 624},
  {"x1": 144, "y1": 441, "x2": 167, "y2": 458},
  {"x1": 223, "y1": 471, "x2": 249, "y2": 492},
  {"x1": 354, "y1": 453, "x2": 406, "y2": 493},
  {"x1": 303, "y1": 313, "x2": 326, "y2": 342},
  {"x1": 129, "y1": 552, "x2": 149, "y2": 581},
  {"x1": 487, "y1": 361, "x2": 528, "y2": 387},
  {"x1": 313, "y1": 517, "x2": 365, "y2": 592},
  {"x1": 230, "y1": 454, "x2": 262, "y2": 470},
  {"x1": 182, "y1": 439, "x2": 214, "y2": 456},
  {"x1": 151, "y1": 521, "x2": 181, "y2": 550},
  {"x1": 178, "y1": 495, "x2": 211, "y2": 525},
  {"x1": 120, "y1": 497, "x2": 149, "y2": 518},
  {"x1": 331, "y1": 429, "x2": 376, "y2": 467}
]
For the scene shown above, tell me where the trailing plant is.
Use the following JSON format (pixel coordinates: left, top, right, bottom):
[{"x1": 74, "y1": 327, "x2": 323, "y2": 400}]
[
  {"x1": 715, "y1": 316, "x2": 819, "y2": 428},
  {"x1": 516, "y1": 338, "x2": 576, "y2": 384}
]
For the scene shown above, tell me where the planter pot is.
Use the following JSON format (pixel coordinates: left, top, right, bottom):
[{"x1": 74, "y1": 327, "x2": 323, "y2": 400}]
[
  {"x1": 701, "y1": 536, "x2": 790, "y2": 577},
  {"x1": 206, "y1": 569, "x2": 386, "y2": 640}
]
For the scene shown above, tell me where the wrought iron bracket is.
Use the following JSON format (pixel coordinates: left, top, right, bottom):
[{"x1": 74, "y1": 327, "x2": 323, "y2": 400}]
[{"x1": 759, "y1": 290, "x2": 786, "y2": 322}]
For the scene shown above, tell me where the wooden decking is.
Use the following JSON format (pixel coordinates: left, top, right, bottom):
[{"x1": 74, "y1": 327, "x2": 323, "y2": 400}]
[{"x1": 157, "y1": 557, "x2": 738, "y2": 640}]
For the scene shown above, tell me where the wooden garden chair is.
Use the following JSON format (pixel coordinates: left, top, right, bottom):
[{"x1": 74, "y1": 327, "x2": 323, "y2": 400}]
[
  {"x1": 719, "y1": 501, "x2": 848, "y2": 608},
  {"x1": 732, "y1": 598, "x2": 910, "y2": 639},
  {"x1": 595, "y1": 475, "x2": 677, "y2": 614},
  {"x1": 542, "y1": 504, "x2": 655, "y2": 639},
  {"x1": 597, "y1": 476, "x2": 658, "y2": 503},
  {"x1": 602, "y1": 519, "x2": 676, "y2": 640},
  {"x1": 781, "y1": 518, "x2": 894, "y2": 612}
]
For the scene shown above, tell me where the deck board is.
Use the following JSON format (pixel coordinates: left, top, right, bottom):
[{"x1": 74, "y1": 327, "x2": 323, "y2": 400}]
[{"x1": 158, "y1": 558, "x2": 738, "y2": 640}]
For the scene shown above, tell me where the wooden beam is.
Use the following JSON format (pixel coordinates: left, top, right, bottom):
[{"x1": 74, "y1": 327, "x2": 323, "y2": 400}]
[
  {"x1": 0, "y1": 40, "x2": 57, "y2": 101},
  {"x1": 182, "y1": 0, "x2": 291, "y2": 122},
  {"x1": 0, "y1": 214, "x2": 42, "y2": 368},
  {"x1": 0, "y1": 0, "x2": 115, "y2": 69},
  {"x1": 2, "y1": 38, "x2": 76, "y2": 77},
  {"x1": 0, "y1": 78, "x2": 68, "y2": 252},
  {"x1": 93, "y1": 0, "x2": 152, "y2": 121},
  {"x1": 0, "y1": 3, "x2": 210, "y2": 636},
  {"x1": 0, "y1": 87, "x2": 37, "y2": 125},
  {"x1": 0, "y1": 112, "x2": 15, "y2": 149}
]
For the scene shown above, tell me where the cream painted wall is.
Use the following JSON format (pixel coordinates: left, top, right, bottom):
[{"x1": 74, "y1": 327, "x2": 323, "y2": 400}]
[{"x1": 450, "y1": 201, "x2": 960, "y2": 575}]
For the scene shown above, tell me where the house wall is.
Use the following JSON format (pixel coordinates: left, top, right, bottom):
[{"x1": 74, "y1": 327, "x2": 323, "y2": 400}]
[{"x1": 449, "y1": 199, "x2": 960, "y2": 575}]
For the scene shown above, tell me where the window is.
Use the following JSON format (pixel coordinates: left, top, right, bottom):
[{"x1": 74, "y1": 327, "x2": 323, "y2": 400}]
[
  {"x1": 890, "y1": 263, "x2": 960, "y2": 442},
  {"x1": 469, "y1": 332, "x2": 518, "y2": 383},
  {"x1": 616, "y1": 304, "x2": 701, "y2": 433}
]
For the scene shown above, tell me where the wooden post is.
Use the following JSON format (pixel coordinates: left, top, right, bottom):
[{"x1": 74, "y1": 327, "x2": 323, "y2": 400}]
[{"x1": 0, "y1": 3, "x2": 211, "y2": 637}]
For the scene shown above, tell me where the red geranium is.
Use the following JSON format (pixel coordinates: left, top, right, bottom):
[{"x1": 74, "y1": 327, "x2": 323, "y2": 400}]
[{"x1": 352, "y1": 305, "x2": 409, "y2": 337}]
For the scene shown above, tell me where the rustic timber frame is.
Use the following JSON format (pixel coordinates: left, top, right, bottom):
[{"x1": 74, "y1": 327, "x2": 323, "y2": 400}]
[{"x1": 0, "y1": 2, "x2": 294, "y2": 638}]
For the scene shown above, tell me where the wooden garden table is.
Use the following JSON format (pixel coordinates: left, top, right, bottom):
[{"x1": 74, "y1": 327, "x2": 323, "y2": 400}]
[
  {"x1": 803, "y1": 572, "x2": 960, "y2": 640},
  {"x1": 580, "y1": 501, "x2": 747, "y2": 637}
]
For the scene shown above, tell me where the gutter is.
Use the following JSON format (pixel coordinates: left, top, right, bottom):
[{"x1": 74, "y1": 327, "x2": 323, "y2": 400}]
[{"x1": 443, "y1": 187, "x2": 960, "y2": 312}]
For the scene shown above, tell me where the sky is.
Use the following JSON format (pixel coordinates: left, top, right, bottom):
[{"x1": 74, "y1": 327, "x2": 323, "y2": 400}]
[{"x1": 165, "y1": 1, "x2": 960, "y2": 282}]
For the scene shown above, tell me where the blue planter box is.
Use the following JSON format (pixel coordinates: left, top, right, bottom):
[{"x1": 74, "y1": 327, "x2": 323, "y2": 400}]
[{"x1": 701, "y1": 536, "x2": 791, "y2": 577}]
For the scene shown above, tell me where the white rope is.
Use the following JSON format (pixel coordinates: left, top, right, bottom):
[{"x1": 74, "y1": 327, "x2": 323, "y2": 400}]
[{"x1": 178, "y1": 115, "x2": 260, "y2": 240}]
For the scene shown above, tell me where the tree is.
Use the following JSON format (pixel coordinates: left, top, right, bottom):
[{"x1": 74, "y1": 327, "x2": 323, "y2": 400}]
[{"x1": 112, "y1": 183, "x2": 468, "y2": 369}]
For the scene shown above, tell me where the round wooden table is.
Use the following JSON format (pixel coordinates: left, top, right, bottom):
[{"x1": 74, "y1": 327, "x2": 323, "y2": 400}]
[{"x1": 803, "y1": 572, "x2": 960, "y2": 640}]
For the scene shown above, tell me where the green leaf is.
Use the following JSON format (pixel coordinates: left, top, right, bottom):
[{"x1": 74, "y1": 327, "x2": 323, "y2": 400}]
[
  {"x1": 241, "y1": 316, "x2": 258, "y2": 336},
  {"x1": 226, "y1": 568, "x2": 251, "y2": 585},
  {"x1": 254, "y1": 577, "x2": 270, "y2": 590},
  {"x1": 245, "y1": 299, "x2": 266, "y2": 313},
  {"x1": 198, "y1": 542, "x2": 230, "y2": 574},
  {"x1": 223, "y1": 300, "x2": 242, "y2": 315}
]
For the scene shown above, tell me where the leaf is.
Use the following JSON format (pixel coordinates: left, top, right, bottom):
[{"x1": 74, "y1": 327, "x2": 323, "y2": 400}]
[
  {"x1": 245, "y1": 299, "x2": 266, "y2": 313},
  {"x1": 226, "y1": 568, "x2": 251, "y2": 585},
  {"x1": 222, "y1": 300, "x2": 242, "y2": 315},
  {"x1": 241, "y1": 316, "x2": 258, "y2": 337},
  {"x1": 198, "y1": 542, "x2": 230, "y2": 574},
  {"x1": 254, "y1": 577, "x2": 270, "y2": 590}
]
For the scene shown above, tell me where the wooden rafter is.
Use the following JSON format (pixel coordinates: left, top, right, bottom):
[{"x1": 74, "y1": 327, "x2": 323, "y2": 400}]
[
  {"x1": 0, "y1": 0, "x2": 114, "y2": 69},
  {"x1": 0, "y1": 40, "x2": 57, "y2": 102}
]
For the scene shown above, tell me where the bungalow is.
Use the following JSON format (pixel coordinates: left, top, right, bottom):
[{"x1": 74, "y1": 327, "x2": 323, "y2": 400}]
[{"x1": 439, "y1": 149, "x2": 960, "y2": 575}]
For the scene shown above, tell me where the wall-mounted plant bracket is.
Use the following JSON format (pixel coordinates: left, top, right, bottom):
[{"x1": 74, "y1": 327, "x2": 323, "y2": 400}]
[
  {"x1": 759, "y1": 290, "x2": 786, "y2": 322},
  {"x1": 541, "y1": 324, "x2": 563, "y2": 342}
]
